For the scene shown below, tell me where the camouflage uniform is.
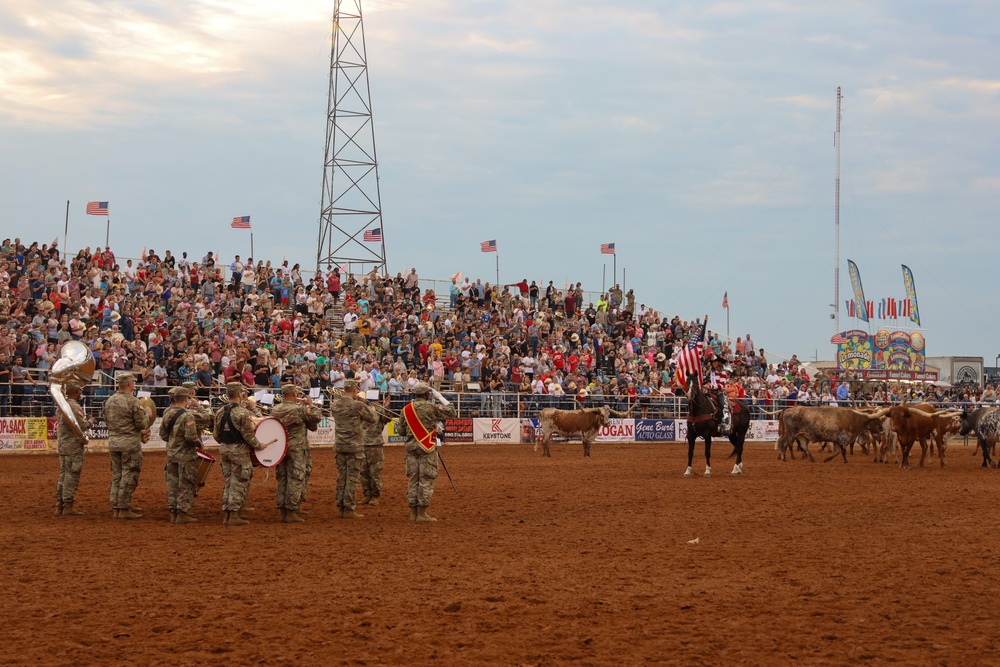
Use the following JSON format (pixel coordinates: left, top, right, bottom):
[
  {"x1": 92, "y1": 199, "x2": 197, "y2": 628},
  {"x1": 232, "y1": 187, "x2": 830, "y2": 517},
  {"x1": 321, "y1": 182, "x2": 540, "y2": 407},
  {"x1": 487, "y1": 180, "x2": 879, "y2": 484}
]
[
  {"x1": 160, "y1": 404, "x2": 202, "y2": 514},
  {"x1": 55, "y1": 396, "x2": 91, "y2": 505},
  {"x1": 330, "y1": 393, "x2": 376, "y2": 512},
  {"x1": 213, "y1": 402, "x2": 263, "y2": 512},
  {"x1": 272, "y1": 401, "x2": 321, "y2": 512},
  {"x1": 397, "y1": 396, "x2": 456, "y2": 510},
  {"x1": 360, "y1": 403, "x2": 393, "y2": 502},
  {"x1": 104, "y1": 390, "x2": 149, "y2": 511}
]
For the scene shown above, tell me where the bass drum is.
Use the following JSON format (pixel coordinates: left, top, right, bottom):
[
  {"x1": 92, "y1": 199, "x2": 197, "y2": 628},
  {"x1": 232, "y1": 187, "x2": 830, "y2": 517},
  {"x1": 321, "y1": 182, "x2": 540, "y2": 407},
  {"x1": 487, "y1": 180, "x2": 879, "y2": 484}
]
[{"x1": 252, "y1": 417, "x2": 288, "y2": 467}]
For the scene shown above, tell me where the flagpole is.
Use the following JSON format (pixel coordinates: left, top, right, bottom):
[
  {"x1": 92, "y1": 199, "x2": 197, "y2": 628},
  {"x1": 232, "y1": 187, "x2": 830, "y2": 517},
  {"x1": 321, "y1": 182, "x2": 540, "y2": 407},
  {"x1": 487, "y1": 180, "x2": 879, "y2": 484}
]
[
  {"x1": 727, "y1": 302, "x2": 730, "y2": 339},
  {"x1": 613, "y1": 254, "x2": 616, "y2": 288},
  {"x1": 602, "y1": 264, "x2": 606, "y2": 293},
  {"x1": 250, "y1": 231, "x2": 254, "y2": 260},
  {"x1": 63, "y1": 200, "x2": 69, "y2": 261},
  {"x1": 105, "y1": 218, "x2": 110, "y2": 247},
  {"x1": 495, "y1": 252, "x2": 499, "y2": 287}
]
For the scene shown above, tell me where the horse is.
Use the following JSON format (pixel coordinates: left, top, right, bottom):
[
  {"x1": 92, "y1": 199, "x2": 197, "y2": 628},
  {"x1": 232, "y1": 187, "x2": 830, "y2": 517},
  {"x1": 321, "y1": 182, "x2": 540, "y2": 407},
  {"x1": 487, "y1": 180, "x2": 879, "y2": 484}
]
[{"x1": 684, "y1": 373, "x2": 751, "y2": 477}]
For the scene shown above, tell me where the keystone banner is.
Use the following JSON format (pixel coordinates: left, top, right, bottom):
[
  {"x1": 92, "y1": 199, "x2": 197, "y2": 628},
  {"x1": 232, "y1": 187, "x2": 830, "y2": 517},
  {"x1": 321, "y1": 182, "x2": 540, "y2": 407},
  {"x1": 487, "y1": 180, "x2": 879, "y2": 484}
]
[{"x1": 473, "y1": 418, "x2": 521, "y2": 443}]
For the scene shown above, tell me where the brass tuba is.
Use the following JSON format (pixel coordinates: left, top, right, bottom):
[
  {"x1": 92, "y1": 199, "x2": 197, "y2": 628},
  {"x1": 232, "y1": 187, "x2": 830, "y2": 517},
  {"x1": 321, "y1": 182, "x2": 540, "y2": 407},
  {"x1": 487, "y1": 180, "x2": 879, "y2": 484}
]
[{"x1": 49, "y1": 341, "x2": 96, "y2": 440}]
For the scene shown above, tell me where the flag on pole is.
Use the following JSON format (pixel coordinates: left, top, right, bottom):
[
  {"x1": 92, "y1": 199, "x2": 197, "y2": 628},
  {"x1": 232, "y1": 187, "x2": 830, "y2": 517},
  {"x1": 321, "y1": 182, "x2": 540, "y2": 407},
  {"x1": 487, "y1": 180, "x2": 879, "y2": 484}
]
[
  {"x1": 830, "y1": 333, "x2": 847, "y2": 344},
  {"x1": 363, "y1": 228, "x2": 381, "y2": 242},
  {"x1": 86, "y1": 201, "x2": 109, "y2": 216},
  {"x1": 722, "y1": 292, "x2": 728, "y2": 309},
  {"x1": 231, "y1": 216, "x2": 251, "y2": 229},
  {"x1": 480, "y1": 240, "x2": 497, "y2": 253},
  {"x1": 676, "y1": 319, "x2": 708, "y2": 388},
  {"x1": 600, "y1": 243, "x2": 615, "y2": 255}
]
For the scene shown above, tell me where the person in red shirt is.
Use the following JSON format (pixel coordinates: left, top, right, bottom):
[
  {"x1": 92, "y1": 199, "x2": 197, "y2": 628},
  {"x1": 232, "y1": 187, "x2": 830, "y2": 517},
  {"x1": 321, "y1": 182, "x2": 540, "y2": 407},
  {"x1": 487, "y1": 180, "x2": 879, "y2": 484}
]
[
  {"x1": 567, "y1": 351, "x2": 580, "y2": 373},
  {"x1": 552, "y1": 348, "x2": 565, "y2": 372}
]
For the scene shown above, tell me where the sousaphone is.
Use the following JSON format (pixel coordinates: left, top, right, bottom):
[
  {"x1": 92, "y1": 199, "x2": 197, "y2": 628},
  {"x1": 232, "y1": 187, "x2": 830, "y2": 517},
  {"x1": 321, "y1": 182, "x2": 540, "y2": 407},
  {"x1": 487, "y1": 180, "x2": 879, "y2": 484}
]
[{"x1": 49, "y1": 341, "x2": 96, "y2": 440}]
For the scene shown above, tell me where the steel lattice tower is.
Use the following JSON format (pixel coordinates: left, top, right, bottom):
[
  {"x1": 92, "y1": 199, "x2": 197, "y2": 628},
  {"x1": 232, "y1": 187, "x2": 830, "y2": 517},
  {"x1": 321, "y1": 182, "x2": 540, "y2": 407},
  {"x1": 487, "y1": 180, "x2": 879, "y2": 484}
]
[{"x1": 316, "y1": 0, "x2": 386, "y2": 275}]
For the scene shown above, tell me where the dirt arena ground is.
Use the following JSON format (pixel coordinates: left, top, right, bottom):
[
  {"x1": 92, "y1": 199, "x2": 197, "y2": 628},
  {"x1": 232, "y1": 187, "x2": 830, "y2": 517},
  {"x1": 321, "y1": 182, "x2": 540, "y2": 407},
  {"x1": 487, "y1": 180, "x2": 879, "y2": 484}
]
[{"x1": 3, "y1": 440, "x2": 1000, "y2": 666}]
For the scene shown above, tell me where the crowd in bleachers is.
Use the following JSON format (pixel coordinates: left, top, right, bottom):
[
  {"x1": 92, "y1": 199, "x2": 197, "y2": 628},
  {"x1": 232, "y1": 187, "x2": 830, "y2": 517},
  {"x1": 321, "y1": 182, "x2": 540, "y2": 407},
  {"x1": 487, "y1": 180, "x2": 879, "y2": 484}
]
[{"x1": 0, "y1": 236, "x2": 989, "y2": 418}]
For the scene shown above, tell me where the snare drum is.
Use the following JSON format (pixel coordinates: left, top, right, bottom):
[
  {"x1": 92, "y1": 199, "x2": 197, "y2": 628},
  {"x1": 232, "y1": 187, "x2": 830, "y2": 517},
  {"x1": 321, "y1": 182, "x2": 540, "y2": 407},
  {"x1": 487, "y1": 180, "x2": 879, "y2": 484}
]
[
  {"x1": 252, "y1": 417, "x2": 289, "y2": 467},
  {"x1": 196, "y1": 449, "x2": 216, "y2": 487}
]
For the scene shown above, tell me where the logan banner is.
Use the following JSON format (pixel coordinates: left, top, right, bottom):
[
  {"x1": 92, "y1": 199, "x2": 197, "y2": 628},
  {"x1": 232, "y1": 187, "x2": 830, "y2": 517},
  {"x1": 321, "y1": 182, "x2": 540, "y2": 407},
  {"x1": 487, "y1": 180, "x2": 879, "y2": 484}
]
[
  {"x1": 0, "y1": 417, "x2": 49, "y2": 451},
  {"x1": 473, "y1": 418, "x2": 521, "y2": 443},
  {"x1": 595, "y1": 418, "x2": 635, "y2": 443}
]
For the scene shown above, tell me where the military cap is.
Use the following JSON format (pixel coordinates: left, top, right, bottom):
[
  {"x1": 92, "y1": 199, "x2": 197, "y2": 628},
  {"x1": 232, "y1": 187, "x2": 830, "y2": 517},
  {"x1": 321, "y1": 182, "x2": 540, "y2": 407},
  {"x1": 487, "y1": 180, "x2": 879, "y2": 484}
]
[
  {"x1": 181, "y1": 381, "x2": 197, "y2": 390},
  {"x1": 412, "y1": 382, "x2": 432, "y2": 396},
  {"x1": 226, "y1": 382, "x2": 248, "y2": 398},
  {"x1": 169, "y1": 386, "x2": 191, "y2": 400},
  {"x1": 343, "y1": 379, "x2": 359, "y2": 390},
  {"x1": 281, "y1": 383, "x2": 302, "y2": 396},
  {"x1": 116, "y1": 372, "x2": 135, "y2": 387}
]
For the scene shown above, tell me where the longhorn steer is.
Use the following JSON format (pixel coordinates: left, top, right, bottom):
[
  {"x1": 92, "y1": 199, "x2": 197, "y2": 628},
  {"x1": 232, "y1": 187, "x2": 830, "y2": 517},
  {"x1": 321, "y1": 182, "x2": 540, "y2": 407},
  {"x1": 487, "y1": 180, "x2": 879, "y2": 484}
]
[
  {"x1": 888, "y1": 405, "x2": 963, "y2": 468},
  {"x1": 958, "y1": 407, "x2": 1000, "y2": 468},
  {"x1": 777, "y1": 407, "x2": 887, "y2": 463},
  {"x1": 536, "y1": 406, "x2": 618, "y2": 458}
]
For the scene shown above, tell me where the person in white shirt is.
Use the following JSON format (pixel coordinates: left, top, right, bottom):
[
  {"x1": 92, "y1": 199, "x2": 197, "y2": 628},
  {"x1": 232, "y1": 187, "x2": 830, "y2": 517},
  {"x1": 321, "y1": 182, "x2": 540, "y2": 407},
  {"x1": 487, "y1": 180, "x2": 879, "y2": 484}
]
[{"x1": 343, "y1": 308, "x2": 359, "y2": 332}]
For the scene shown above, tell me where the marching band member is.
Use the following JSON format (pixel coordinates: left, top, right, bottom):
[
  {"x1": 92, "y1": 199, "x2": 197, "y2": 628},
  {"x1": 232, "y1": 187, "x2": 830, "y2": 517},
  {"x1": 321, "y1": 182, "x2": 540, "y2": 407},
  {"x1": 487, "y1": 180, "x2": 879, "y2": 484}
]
[
  {"x1": 271, "y1": 384, "x2": 321, "y2": 523},
  {"x1": 213, "y1": 382, "x2": 266, "y2": 526},
  {"x1": 104, "y1": 372, "x2": 149, "y2": 520},
  {"x1": 160, "y1": 386, "x2": 202, "y2": 524},
  {"x1": 360, "y1": 393, "x2": 394, "y2": 507},
  {"x1": 54, "y1": 380, "x2": 91, "y2": 517},
  {"x1": 397, "y1": 382, "x2": 456, "y2": 523},
  {"x1": 329, "y1": 379, "x2": 376, "y2": 519}
]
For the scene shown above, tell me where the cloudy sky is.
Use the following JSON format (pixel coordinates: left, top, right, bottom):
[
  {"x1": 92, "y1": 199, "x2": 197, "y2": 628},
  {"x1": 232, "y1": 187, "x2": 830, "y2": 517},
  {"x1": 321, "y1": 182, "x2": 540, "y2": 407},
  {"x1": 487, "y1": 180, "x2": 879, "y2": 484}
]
[{"x1": 2, "y1": 0, "x2": 999, "y2": 367}]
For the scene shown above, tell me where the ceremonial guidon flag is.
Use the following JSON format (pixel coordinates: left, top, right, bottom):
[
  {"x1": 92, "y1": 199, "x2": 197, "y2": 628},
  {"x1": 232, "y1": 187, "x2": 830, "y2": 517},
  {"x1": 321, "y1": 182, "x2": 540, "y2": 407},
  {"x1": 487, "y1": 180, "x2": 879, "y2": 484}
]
[
  {"x1": 363, "y1": 228, "x2": 381, "y2": 242},
  {"x1": 231, "y1": 216, "x2": 251, "y2": 229},
  {"x1": 600, "y1": 243, "x2": 615, "y2": 255},
  {"x1": 481, "y1": 240, "x2": 497, "y2": 253},
  {"x1": 86, "y1": 201, "x2": 109, "y2": 216}
]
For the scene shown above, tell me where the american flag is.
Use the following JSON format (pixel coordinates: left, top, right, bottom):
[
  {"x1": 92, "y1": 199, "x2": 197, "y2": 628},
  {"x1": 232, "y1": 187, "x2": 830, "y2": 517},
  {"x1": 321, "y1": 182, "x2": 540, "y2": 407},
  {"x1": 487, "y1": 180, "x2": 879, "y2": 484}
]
[
  {"x1": 231, "y1": 215, "x2": 251, "y2": 229},
  {"x1": 86, "y1": 201, "x2": 109, "y2": 216},
  {"x1": 830, "y1": 333, "x2": 847, "y2": 344},
  {"x1": 481, "y1": 240, "x2": 497, "y2": 253},
  {"x1": 600, "y1": 243, "x2": 615, "y2": 255},
  {"x1": 722, "y1": 291, "x2": 728, "y2": 309},
  {"x1": 363, "y1": 228, "x2": 381, "y2": 242},
  {"x1": 676, "y1": 319, "x2": 708, "y2": 388}
]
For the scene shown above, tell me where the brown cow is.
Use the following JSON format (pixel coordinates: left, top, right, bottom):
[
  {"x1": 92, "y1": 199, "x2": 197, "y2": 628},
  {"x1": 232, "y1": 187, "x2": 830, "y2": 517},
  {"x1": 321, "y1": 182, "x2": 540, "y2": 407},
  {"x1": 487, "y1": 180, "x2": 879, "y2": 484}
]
[
  {"x1": 889, "y1": 404, "x2": 964, "y2": 468},
  {"x1": 777, "y1": 406, "x2": 888, "y2": 463},
  {"x1": 536, "y1": 406, "x2": 621, "y2": 457}
]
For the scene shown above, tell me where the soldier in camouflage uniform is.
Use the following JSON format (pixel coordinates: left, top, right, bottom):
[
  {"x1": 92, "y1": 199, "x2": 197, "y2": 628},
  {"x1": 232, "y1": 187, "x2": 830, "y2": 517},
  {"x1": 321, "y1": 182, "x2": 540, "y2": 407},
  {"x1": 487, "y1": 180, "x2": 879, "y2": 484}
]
[
  {"x1": 330, "y1": 379, "x2": 376, "y2": 518},
  {"x1": 160, "y1": 386, "x2": 203, "y2": 524},
  {"x1": 103, "y1": 372, "x2": 150, "y2": 519},
  {"x1": 397, "y1": 382, "x2": 456, "y2": 522},
  {"x1": 213, "y1": 382, "x2": 266, "y2": 526},
  {"x1": 271, "y1": 384, "x2": 321, "y2": 523},
  {"x1": 54, "y1": 380, "x2": 92, "y2": 517},
  {"x1": 360, "y1": 394, "x2": 394, "y2": 507},
  {"x1": 182, "y1": 380, "x2": 214, "y2": 501}
]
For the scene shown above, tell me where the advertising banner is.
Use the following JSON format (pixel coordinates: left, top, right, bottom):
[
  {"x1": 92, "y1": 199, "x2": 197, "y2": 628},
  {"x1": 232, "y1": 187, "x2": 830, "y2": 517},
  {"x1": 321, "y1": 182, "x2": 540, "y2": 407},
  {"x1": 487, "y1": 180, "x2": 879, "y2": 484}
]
[
  {"x1": 86, "y1": 417, "x2": 109, "y2": 442},
  {"x1": 443, "y1": 418, "x2": 473, "y2": 444},
  {"x1": 634, "y1": 419, "x2": 676, "y2": 442},
  {"x1": 0, "y1": 417, "x2": 49, "y2": 451},
  {"x1": 749, "y1": 420, "x2": 781, "y2": 442},
  {"x1": 901, "y1": 264, "x2": 921, "y2": 326},
  {"x1": 835, "y1": 329, "x2": 927, "y2": 376},
  {"x1": 847, "y1": 259, "x2": 869, "y2": 322},
  {"x1": 473, "y1": 418, "x2": 521, "y2": 444},
  {"x1": 595, "y1": 418, "x2": 635, "y2": 442}
]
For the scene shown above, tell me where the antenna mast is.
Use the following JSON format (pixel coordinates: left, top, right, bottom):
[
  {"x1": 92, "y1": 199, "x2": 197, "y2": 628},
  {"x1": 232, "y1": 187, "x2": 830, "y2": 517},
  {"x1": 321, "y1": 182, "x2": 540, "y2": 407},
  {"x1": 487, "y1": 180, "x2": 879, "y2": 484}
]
[
  {"x1": 834, "y1": 86, "x2": 841, "y2": 333},
  {"x1": 316, "y1": 0, "x2": 387, "y2": 275}
]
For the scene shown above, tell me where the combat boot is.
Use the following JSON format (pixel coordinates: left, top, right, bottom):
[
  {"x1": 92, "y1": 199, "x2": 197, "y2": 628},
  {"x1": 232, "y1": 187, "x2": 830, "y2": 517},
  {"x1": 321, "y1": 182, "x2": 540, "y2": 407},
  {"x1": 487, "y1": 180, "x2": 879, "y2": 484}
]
[
  {"x1": 415, "y1": 507, "x2": 437, "y2": 523},
  {"x1": 296, "y1": 506, "x2": 310, "y2": 516},
  {"x1": 361, "y1": 496, "x2": 372, "y2": 505},
  {"x1": 55, "y1": 501, "x2": 64, "y2": 517},
  {"x1": 280, "y1": 508, "x2": 287, "y2": 521},
  {"x1": 227, "y1": 511, "x2": 250, "y2": 526},
  {"x1": 169, "y1": 510, "x2": 177, "y2": 524},
  {"x1": 410, "y1": 506, "x2": 418, "y2": 522},
  {"x1": 128, "y1": 505, "x2": 143, "y2": 515},
  {"x1": 367, "y1": 497, "x2": 381, "y2": 507},
  {"x1": 340, "y1": 508, "x2": 365, "y2": 519},
  {"x1": 113, "y1": 508, "x2": 120, "y2": 518},
  {"x1": 61, "y1": 502, "x2": 84, "y2": 517},
  {"x1": 222, "y1": 511, "x2": 230, "y2": 526},
  {"x1": 283, "y1": 510, "x2": 305, "y2": 523},
  {"x1": 174, "y1": 512, "x2": 199, "y2": 524},
  {"x1": 117, "y1": 509, "x2": 142, "y2": 520},
  {"x1": 238, "y1": 508, "x2": 252, "y2": 521}
]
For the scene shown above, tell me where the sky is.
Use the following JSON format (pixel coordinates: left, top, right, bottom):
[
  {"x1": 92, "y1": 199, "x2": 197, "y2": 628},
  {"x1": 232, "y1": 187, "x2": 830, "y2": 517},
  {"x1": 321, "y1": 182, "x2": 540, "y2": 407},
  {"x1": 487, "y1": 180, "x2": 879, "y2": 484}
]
[{"x1": 2, "y1": 0, "x2": 999, "y2": 367}]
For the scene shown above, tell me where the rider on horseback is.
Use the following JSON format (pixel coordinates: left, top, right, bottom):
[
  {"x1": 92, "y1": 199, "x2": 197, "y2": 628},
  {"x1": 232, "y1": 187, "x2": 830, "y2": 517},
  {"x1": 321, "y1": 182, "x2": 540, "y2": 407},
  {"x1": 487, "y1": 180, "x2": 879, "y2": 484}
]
[{"x1": 704, "y1": 355, "x2": 731, "y2": 435}]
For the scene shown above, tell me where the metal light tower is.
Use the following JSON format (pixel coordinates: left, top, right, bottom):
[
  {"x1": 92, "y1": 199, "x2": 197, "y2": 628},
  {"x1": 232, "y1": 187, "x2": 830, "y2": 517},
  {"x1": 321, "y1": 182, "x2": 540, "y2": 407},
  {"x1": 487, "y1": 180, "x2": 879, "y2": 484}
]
[
  {"x1": 316, "y1": 0, "x2": 387, "y2": 275},
  {"x1": 834, "y1": 86, "x2": 841, "y2": 333}
]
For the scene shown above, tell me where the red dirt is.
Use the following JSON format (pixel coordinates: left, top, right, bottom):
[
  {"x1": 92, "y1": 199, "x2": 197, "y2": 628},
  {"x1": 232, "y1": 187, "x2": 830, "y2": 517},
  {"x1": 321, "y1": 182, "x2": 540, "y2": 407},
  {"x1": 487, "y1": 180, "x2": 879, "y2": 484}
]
[{"x1": 3, "y1": 441, "x2": 999, "y2": 666}]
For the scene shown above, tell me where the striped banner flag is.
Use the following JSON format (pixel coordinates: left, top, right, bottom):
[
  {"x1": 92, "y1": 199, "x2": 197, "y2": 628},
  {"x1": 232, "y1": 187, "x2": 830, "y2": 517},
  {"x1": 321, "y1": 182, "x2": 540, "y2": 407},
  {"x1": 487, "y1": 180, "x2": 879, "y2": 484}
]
[
  {"x1": 86, "y1": 201, "x2": 109, "y2": 216},
  {"x1": 600, "y1": 243, "x2": 615, "y2": 255},
  {"x1": 231, "y1": 216, "x2": 251, "y2": 229},
  {"x1": 480, "y1": 240, "x2": 497, "y2": 253},
  {"x1": 363, "y1": 228, "x2": 381, "y2": 242},
  {"x1": 830, "y1": 333, "x2": 847, "y2": 344}
]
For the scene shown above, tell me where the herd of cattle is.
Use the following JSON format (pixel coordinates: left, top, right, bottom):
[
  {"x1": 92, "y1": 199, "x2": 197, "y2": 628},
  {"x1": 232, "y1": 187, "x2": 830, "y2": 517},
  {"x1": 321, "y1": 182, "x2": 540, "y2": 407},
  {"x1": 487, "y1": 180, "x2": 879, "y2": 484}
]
[
  {"x1": 776, "y1": 404, "x2": 1000, "y2": 468},
  {"x1": 532, "y1": 403, "x2": 1000, "y2": 469}
]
